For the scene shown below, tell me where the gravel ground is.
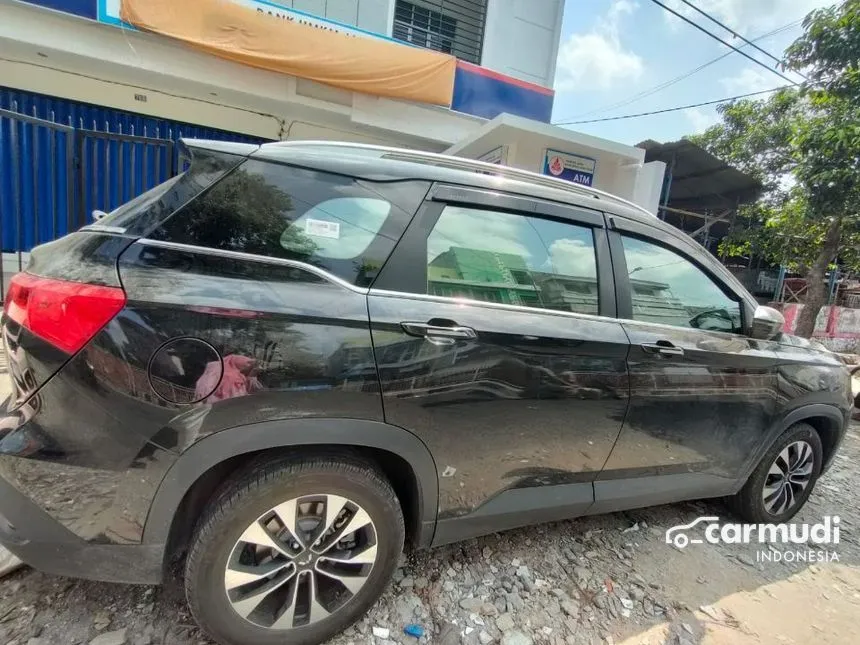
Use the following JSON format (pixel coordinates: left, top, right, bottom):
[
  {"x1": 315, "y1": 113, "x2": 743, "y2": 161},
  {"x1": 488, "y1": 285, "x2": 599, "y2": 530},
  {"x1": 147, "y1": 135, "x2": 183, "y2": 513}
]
[{"x1": 1, "y1": 420, "x2": 859, "y2": 645}]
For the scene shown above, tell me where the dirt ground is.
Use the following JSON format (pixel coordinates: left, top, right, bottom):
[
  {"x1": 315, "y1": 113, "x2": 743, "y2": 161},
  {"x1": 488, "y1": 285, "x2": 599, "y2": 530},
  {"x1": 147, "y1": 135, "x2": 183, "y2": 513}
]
[{"x1": 1, "y1": 347, "x2": 859, "y2": 644}]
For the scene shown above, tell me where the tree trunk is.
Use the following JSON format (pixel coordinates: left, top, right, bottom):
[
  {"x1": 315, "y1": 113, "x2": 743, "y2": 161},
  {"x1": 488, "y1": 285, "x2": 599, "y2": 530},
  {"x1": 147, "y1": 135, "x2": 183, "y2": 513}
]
[{"x1": 794, "y1": 218, "x2": 841, "y2": 338}]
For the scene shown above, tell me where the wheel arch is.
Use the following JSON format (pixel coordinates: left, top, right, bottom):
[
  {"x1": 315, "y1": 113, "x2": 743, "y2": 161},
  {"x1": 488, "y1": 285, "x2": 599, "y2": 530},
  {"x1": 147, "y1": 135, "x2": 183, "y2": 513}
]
[
  {"x1": 739, "y1": 403, "x2": 848, "y2": 486},
  {"x1": 785, "y1": 407, "x2": 846, "y2": 473},
  {"x1": 142, "y1": 418, "x2": 440, "y2": 571}
]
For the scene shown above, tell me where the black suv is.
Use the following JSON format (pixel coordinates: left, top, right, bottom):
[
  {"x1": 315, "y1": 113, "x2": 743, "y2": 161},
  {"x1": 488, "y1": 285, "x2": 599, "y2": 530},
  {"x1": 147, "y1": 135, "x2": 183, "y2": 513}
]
[{"x1": 0, "y1": 140, "x2": 852, "y2": 645}]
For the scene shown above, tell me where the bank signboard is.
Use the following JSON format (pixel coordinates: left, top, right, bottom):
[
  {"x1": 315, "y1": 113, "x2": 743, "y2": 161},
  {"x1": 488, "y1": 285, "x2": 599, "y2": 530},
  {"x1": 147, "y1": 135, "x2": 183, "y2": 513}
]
[{"x1": 542, "y1": 149, "x2": 596, "y2": 187}]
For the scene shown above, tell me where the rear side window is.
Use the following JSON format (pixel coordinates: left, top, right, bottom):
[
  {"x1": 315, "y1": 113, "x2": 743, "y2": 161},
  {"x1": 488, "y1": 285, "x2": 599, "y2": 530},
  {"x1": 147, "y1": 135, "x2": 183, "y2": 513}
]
[{"x1": 151, "y1": 160, "x2": 429, "y2": 287}]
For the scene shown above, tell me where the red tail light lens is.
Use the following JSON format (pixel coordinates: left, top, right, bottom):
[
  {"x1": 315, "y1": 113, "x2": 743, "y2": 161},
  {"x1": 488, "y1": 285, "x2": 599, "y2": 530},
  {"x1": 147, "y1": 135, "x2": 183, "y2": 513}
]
[{"x1": 2, "y1": 273, "x2": 126, "y2": 354}]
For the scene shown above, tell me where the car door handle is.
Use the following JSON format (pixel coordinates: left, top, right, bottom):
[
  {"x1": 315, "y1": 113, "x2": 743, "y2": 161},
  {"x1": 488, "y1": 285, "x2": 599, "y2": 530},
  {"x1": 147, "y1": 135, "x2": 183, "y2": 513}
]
[
  {"x1": 401, "y1": 321, "x2": 477, "y2": 341},
  {"x1": 641, "y1": 342, "x2": 684, "y2": 357}
]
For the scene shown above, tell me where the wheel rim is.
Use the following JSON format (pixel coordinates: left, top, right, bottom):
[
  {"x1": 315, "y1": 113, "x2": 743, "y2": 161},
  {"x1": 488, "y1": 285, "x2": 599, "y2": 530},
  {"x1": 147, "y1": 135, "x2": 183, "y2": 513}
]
[
  {"x1": 224, "y1": 494, "x2": 378, "y2": 630},
  {"x1": 762, "y1": 440, "x2": 815, "y2": 515}
]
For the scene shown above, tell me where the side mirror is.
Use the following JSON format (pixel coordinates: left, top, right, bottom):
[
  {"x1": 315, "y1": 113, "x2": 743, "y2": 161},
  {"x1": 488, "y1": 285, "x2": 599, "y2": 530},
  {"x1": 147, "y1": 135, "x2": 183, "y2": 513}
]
[{"x1": 751, "y1": 305, "x2": 785, "y2": 340}]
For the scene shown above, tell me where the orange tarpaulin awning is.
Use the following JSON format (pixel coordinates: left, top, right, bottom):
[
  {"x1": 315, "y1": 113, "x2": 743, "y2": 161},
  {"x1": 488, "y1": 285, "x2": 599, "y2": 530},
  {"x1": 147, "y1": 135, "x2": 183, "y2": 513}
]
[{"x1": 120, "y1": 0, "x2": 456, "y2": 106}]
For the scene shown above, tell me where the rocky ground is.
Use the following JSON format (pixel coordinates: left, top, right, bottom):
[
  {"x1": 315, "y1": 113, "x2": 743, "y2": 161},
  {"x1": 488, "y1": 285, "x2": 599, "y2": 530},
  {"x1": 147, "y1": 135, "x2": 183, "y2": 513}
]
[{"x1": 0, "y1": 420, "x2": 858, "y2": 645}]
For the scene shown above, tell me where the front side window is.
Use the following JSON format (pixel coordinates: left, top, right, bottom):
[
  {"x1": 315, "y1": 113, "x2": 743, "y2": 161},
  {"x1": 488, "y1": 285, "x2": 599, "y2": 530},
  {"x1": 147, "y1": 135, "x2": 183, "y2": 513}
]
[
  {"x1": 621, "y1": 235, "x2": 742, "y2": 333},
  {"x1": 425, "y1": 205, "x2": 599, "y2": 315},
  {"x1": 151, "y1": 160, "x2": 429, "y2": 287}
]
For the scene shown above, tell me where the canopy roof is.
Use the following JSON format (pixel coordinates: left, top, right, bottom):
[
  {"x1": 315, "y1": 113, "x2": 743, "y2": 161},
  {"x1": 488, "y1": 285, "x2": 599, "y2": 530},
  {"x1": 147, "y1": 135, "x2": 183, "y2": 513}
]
[{"x1": 638, "y1": 138, "x2": 761, "y2": 213}]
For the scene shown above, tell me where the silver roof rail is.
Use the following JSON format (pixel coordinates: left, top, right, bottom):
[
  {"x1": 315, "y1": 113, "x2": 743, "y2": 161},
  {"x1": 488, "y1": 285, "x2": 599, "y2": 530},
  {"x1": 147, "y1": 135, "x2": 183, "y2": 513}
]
[{"x1": 261, "y1": 140, "x2": 654, "y2": 218}]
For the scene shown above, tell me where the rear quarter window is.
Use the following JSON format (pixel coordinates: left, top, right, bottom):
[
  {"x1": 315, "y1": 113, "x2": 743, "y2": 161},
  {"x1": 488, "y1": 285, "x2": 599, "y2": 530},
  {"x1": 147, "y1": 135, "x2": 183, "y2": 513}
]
[
  {"x1": 96, "y1": 148, "x2": 245, "y2": 235},
  {"x1": 150, "y1": 159, "x2": 429, "y2": 287}
]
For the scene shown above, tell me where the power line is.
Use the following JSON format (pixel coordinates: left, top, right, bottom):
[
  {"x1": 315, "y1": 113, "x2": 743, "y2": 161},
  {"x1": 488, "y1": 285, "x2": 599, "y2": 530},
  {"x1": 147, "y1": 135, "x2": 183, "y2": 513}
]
[
  {"x1": 678, "y1": 0, "x2": 809, "y2": 81},
  {"x1": 554, "y1": 87, "x2": 787, "y2": 125},
  {"x1": 647, "y1": 0, "x2": 800, "y2": 87},
  {"x1": 552, "y1": 20, "x2": 800, "y2": 124}
]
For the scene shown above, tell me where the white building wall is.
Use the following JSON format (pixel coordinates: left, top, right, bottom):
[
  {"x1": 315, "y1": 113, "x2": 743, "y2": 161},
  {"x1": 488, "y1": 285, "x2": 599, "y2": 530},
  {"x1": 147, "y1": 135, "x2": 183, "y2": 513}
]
[
  {"x1": 480, "y1": 0, "x2": 565, "y2": 87},
  {"x1": 629, "y1": 161, "x2": 667, "y2": 216},
  {"x1": 279, "y1": 0, "x2": 395, "y2": 35}
]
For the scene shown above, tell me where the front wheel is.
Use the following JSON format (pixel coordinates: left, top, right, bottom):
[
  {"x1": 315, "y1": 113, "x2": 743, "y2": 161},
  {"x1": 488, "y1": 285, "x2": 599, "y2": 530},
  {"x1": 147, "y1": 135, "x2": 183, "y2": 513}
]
[
  {"x1": 185, "y1": 455, "x2": 405, "y2": 645},
  {"x1": 730, "y1": 422, "x2": 822, "y2": 524}
]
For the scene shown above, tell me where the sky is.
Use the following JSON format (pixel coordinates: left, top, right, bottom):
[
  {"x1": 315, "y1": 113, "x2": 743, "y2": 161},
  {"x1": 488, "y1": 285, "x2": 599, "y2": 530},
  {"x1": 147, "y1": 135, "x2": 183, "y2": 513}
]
[{"x1": 550, "y1": 0, "x2": 835, "y2": 146}]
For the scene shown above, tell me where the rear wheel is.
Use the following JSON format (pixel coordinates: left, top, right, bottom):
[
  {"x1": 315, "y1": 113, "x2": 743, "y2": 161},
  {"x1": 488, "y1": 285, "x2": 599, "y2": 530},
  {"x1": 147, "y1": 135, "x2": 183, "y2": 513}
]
[
  {"x1": 185, "y1": 455, "x2": 405, "y2": 645},
  {"x1": 730, "y1": 422, "x2": 822, "y2": 523}
]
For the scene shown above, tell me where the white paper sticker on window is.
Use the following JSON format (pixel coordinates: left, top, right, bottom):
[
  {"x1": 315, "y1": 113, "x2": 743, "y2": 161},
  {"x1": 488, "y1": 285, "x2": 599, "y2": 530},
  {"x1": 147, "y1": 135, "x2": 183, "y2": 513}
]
[{"x1": 305, "y1": 218, "x2": 340, "y2": 239}]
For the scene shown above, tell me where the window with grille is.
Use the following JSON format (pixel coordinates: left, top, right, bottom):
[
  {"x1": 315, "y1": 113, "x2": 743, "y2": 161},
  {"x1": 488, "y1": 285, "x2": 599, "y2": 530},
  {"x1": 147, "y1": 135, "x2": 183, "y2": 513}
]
[{"x1": 393, "y1": 0, "x2": 487, "y2": 65}]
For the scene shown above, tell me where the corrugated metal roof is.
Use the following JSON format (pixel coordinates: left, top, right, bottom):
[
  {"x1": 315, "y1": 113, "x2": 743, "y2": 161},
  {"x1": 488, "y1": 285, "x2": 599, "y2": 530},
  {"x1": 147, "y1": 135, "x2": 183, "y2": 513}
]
[{"x1": 638, "y1": 138, "x2": 761, "y2": 212}]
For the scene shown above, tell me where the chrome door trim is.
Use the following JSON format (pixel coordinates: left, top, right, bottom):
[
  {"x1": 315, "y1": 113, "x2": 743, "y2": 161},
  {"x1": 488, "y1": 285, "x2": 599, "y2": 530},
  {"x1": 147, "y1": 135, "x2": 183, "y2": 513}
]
[
  {"x1": 369, "y1": 288, "x2": 619, "y2": 326},
  {"x1": 135, "y1": 238, "x2": 370, "y2": 294}
]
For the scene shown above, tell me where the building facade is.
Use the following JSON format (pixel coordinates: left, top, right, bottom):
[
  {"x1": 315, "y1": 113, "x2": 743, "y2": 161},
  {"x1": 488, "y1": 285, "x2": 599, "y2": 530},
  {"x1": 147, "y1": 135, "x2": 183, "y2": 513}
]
[{"x1": 0, "y1": 0, "x2": 666, "y2": 257}]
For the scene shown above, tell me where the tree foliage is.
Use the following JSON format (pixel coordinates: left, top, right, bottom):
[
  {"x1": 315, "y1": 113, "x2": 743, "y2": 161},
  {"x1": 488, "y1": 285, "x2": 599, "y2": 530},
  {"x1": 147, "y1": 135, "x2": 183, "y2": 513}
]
[
  {"x1": 689, "y1": 0, "x2": 860, "y2": 337},
  {"x1": 785, "y1": 0, "x2": 860, "y2": 101}
]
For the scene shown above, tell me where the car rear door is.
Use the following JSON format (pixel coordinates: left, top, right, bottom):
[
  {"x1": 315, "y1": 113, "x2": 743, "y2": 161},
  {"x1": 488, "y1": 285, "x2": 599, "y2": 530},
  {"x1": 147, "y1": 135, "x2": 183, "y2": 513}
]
[
  {"x1": 367, "y1": 185, "x2": 630, "y2": 544},
  {"x1": 592, "y1": 217, "x2": 780, "y2": 513}
]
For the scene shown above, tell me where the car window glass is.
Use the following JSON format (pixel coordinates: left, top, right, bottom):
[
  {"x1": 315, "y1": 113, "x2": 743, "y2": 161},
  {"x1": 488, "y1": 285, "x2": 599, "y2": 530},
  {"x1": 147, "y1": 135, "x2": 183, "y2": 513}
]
[
  {"x1": 282, "y1": 198, "x2": 391, "y2": 260},
  {"x1": 151, "y1": 160, "x2": 429, "y2": 287},
  {"x1": 426, "y1": 205, "x2": 598, "y2": 315},
  {"x1": 621, "y1": 235, "x2": 742, "y2": 333},
  {"x1": 98, "y1": 149, "x2": 245, "y2": 235}
]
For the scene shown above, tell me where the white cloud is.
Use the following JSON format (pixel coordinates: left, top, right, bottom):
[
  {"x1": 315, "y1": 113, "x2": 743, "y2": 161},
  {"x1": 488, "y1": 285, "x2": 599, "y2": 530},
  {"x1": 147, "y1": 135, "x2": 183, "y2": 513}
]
[
  {"x1": 548, "y1": 238, "x2": 597, "y2": 278},
  {"x1": 720, "y1": 67, "x2": 777, "y2": 95},
  {"x1": 663, "y1": 0, "x2": 832, "y2": 35},
  {"x1": 555, "y1": 0, "x2": 644, "y2": 91},
  {"x1": 608, "y1": 0, "x2": 639, "y2": 21},
  {"x1": 685, "y1": 107, "x2": 719, "y2": 133},
  {"x1": 427, "y1": 207, "x2": 529, "y2": 264},
  {"x1": 428, "y1": 208, "x2": 599, "y2": 280}
]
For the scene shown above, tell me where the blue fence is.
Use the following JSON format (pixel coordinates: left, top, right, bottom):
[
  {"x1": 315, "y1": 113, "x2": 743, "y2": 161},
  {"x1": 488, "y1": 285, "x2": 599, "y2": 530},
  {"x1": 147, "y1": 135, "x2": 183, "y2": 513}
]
[
  {"x1": 0, "y1": 87, "x2": 267, "y2": 254},
  {"x1": 77, "y1": 127, "x2": 176, "y2": 229},
  {"x1": 0, "y1": 108, "x2": 75, "y2": 254}
]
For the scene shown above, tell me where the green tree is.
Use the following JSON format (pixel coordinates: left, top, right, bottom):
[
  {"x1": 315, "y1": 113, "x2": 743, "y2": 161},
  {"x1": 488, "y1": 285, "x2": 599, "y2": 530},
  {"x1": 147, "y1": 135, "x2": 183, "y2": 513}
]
[{"x1": 692, "y1": 0, "x2": 860, "y2": 338}]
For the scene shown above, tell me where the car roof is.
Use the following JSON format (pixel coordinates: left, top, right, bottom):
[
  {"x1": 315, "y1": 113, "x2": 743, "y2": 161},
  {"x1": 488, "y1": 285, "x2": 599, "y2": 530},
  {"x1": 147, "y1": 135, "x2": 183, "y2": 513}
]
[
  {"x1": 183, "y1": 140, "x2": 708, "y2": 257},
  {"x1": 186, "y1": 138, "x2": 654, "y2": 217}
]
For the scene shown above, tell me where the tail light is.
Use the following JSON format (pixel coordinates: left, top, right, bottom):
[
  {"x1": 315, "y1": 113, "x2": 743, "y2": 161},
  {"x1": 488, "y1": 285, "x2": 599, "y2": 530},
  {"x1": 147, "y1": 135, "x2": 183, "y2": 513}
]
[{"x1": 2, "y1": 273, "x2": 126, "y2": 354}]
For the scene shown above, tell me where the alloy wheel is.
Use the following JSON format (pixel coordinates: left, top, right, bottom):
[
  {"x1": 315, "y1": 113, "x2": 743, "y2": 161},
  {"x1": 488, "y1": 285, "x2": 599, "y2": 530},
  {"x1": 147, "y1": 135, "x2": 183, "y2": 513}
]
[
  {"x1": 761, "y1": 440, "x2": 815, "y2": 515},
  {"x1": 224, "y1": 494, "x2": 378, "y2": 630}
]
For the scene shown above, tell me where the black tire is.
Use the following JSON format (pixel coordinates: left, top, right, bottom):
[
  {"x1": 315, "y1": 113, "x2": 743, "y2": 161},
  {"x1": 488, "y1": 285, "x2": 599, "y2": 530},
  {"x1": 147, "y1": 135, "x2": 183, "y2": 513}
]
[
  {"x1": 185, "y1": 454, "x2": 405, "y2": 645},
  {"x1": 730, "y1": 422, "x2": 823, "y2": 523}
]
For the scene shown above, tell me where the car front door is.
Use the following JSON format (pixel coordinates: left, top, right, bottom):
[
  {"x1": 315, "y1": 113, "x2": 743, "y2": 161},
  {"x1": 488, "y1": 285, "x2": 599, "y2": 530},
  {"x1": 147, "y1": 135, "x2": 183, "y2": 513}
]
[
  {"x1": 592, "y1": 218, "x2": 780, "y2": 513},
  {"x1": 367, "y1": 185, "x2": 630, "y2": 543}
]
